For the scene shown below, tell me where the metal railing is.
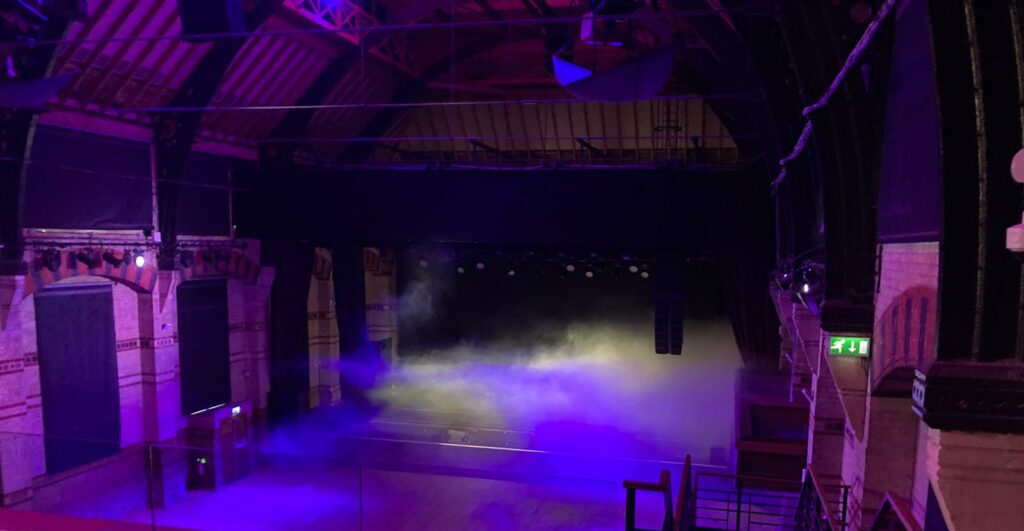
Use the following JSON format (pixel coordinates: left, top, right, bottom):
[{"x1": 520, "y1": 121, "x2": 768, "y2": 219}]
[
  {"x1": 693, "y1": 472, "x2": 802, "y2": 530},
  {"x1": 622, "y1": 460, "x2": 848, "y2": 531},
  {"x1": 795, "y1": 467, "x2": 850, "y2": 531},
  {"x1": 867, "y1": 492, "x2": 922, "y2": 531},
  {"x1": 622, "y1": 454, "x2": 693, "y2": 531}
]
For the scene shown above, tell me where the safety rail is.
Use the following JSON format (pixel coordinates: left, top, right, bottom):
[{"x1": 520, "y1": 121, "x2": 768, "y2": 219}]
[
  {"x1": 624, "y1": 469, "x2": 676, "y2": 531},
  {"x1": 693, "y1": 471, "x2": 802, "y2": 530},
  {"x1": 623, "y1": 458, "x2": 838, "y2": 531},
  {"x1": 867, "y1": 492, "x2": 922, "y2": 531},
  {"x1": 623, "y1": 454, "x2": 693, "y2": 531},
  {"x1": 676, "y1": 455, "x2": 695, "y2": 531},
  {"x1": 795, "y1": 467, "x2": 850, "y2": 531}
]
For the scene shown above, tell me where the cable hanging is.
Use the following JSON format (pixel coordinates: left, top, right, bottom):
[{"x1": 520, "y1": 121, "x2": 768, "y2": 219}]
[{"x1": 771, "y1": 0, "x2": 898, "y2": 188}]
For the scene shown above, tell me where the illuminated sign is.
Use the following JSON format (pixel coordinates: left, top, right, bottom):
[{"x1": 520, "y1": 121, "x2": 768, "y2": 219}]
[{"x1": 829, "y1": 336, "x2": 870, "y2": 357}]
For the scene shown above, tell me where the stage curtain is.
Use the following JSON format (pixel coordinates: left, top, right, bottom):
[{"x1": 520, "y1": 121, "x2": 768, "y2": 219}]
[
  {"x1": 718, "y1": 172, "x2": 781, "y2": 371},
  {"x1": 35, "y1": 283, "x2": 120, "y2": 474},
  {"x1": 267, "y1": 241, "x2": 315, "y2": 422},
  {"x1": 177, "y1": 279, "x2": 231, "y2": 414}
]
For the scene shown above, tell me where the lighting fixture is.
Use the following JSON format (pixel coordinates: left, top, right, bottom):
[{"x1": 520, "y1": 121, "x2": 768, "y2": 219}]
[
  {"x1": 640, "y1": 271, "x2": 650, "y2": 279},
  {"x1": 42, "y1": 250, "x2": 61, "y2": 272},
  {"x1": 102, "y1": 250, "x2": 124, "y2": 267},
  {"x1": 76, "y1": 249, "x2": 99, "y2": 269},
  {"x1": 475, "y1": 262, "x2": 485, "y2": 271},
  {"x1": 134, "y1": 253, "x2": 145, "y2": 268},
  {"x1": 628, "y1": 265, "x2": 639, "y2": 274},
  {"x1": 565, "y1": 264, "x2": 576, "y2": 273}
]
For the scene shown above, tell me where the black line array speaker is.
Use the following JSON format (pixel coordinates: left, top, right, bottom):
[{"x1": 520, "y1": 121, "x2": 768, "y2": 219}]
[
  {"x1": 654, "y1": 253, "x2": 684, "y2": 355},
  {"x1": 177, "y1": 0, "x2": 246, "y2": 40}
]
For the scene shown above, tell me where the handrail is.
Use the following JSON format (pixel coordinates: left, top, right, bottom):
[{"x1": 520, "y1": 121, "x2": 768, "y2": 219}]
[
  {"x1": 674, "y1": 455, "x2": 693, "y2": 531},
  {"x1": 796, "y1": 466, "x2": 843, "y2": 531},
  {"x1": 624, "y1": 469, "x2": 675, "y2": 531},
  {"x1": 867, "y1": 492, "x2": 922, "y2": 531}
]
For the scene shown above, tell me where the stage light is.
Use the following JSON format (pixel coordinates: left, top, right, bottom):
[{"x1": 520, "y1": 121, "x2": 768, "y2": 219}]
[
  {"x1": 507, "y1": 269, "x2": 516, "y2": 277},
  {"x1": 565, "y1": 264, "x2": 576, "y2": 273},
  {"x1": 776, "y1": 268, "x2": 794, "y2": 291},
  {"x1": 42, "y1": 250, "x2": 61, "y2": 272},
  {"x1": 476, "y1": 262, "x2": 485, "y2": 271},
  {"x1": 628, "y1": 265, "x2": 639, "y2": 274},
  {"x1": 640, "y1": 271, "x2": 650, "y2": 279},
  {"x1": 585, "y1": 270, "x2": 594, "y2": 279},
  {"x1": 102, "y1": 250, "x2": 124, "y2": 267},
  {"x1": 793, "y1": 262, "x2": 824, "y2": 306},
  {"x1": 457, "y1": 266, "x2": 466, "y2": 274},
  {"x1": 134, "y1": 253, "x2": 145, "y2": 268},
  {"x1": 76, "y1": 250, "x2": 100, "y2": 269}
]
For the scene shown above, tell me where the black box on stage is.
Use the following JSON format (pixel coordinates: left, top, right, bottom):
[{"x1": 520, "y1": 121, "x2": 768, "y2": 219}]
[
  {"x1": 182, "y1": 401, "x2": 252, "y2": 491},
  {"x1": 177, "y1": 0, "x2": 246, "y2": 40}
]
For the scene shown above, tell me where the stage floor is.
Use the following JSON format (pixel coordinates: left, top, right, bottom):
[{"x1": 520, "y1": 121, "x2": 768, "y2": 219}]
[{"x1": 130, "y1": 458, "x2": 670, "y2": 531}]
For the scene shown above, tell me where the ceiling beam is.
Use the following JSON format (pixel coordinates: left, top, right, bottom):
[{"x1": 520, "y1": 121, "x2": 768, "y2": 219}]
[
  {"x1": 0, "y1": 15, "x2": 70, "y2": 273},
  {"x1": 154, "y1": 0, "x2": 283, "y2": 269}
]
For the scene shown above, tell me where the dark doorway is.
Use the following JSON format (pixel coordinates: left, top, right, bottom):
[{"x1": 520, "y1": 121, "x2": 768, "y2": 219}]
[
  {"x1": 35, "y1": 282, "x2": 121, "y2": 474},
  {"x1": 177, "y1": 279, "x2": 231, "y2": 415}
]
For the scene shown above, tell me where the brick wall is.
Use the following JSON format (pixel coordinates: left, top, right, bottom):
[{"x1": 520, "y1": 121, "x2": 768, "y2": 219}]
[
  {"x1": 308, "y1": 248, "x2": 340, "y2": 408},
  {"x1": 875, "y1": 243, "x2": 939, "y2": 319},
  {"x1": 866, "y1": 242, "x2": 938, "y2": 527},
  {"x1": 365, "y1": 248, "x2": 397, "y2": 363},
  {"x1": 0, "y1": 242, "x2": 272, "y2": 511},
  {"x1": 873, "y1": 243, "x2": 938, "y2": 390}
]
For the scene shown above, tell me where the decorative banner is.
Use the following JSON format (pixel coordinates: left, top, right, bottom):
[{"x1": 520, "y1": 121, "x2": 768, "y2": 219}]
[{"x1": 829, "y1": 335, "x2": 870, "y2": 357}]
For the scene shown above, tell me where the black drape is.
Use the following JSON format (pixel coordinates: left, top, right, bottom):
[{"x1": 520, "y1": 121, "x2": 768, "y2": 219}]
[
  {"x1": 177, "y1": 279, "x2": 231, "y2": 414},
  {"x1": 24, "y1": 125, "x2": 152, "y2": 230},
  {"x1": 332, "y1": 246, "x2": 380, "y2": 405},
  {"x1": 176, "y1": 153, "x2": 232, "y2": 237},
  {"x1": 719, "y1": 170, "x2": 781, "y2": 371},
  {"x1": 35, "y1": 283, "x2": 120, "y2": 474},
  {"x1": 267, "y1": 241, "x2": 315, "y2": 422},
  {"x1": 333, "y1": 246, "x2": 368, "y2": 355}
]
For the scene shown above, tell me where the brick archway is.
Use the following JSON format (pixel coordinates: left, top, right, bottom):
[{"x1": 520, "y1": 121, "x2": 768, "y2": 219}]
[
  {"x1": 179, "y1": 249, "x2": 259, "y2": 284},
  {"x1": 872, "y1": 285, "x2": 938, "y2": 394},
  {"x1": 24, "y1": 248, "x2": 158, "y2": 297}
]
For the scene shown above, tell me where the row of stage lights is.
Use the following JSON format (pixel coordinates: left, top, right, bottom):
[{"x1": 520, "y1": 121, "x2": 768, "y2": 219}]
[
  {"x1": 36, "y1": 247, "x2": 227, "y2": 271},
  {"x1": 413, "y1": 254, "x2": 653, "y2": 280},
  {"x1": 38, "y1": 248, "x2": 146, "y2": 271}
]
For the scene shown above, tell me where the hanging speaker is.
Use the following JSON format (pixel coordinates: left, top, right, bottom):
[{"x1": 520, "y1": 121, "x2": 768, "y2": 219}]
[
  {"x1": 654, "y1": 253, "x2": 684, "y2": 355},
  {"x1": 177, "y1": 0, "x2": 246, "y2": 40}
]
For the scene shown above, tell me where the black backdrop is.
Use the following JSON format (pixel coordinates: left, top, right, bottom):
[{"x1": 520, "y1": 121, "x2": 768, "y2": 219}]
[
  {"x1": 176, "y1": 152, "x2": 232, "y2": 236},
  {"x1": 35, "y1": 283, "x2": 120, "y2": 474},
  {"x1": 397, "y1": 251, "x2": 725, "y2": 354},
  {"x1": 24, "y1": 125, "x2": 152, "y2": 230},
  {"x1": 239, "y1": 168, "x2": 725, "y2": 250},
  {"x1": 177, "y1": 279, "x2": 231, "y2": 415}
]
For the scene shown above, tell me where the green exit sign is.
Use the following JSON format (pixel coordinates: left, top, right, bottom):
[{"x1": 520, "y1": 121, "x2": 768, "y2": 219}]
[{"x1": 829, "y1": 336, "x2": 870, "y2": 357}]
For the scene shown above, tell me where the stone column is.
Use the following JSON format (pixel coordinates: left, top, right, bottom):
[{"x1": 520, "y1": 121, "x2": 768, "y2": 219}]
[
  {"x1": 152, "y1": 270, "x2": 183, "y2": 442},
  {"x1": 910, "y1": 363, "x2": 1024, "y2": 529},
  {"x1": 0, "y1": 276, "x2": 43, "y2": 506}
]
